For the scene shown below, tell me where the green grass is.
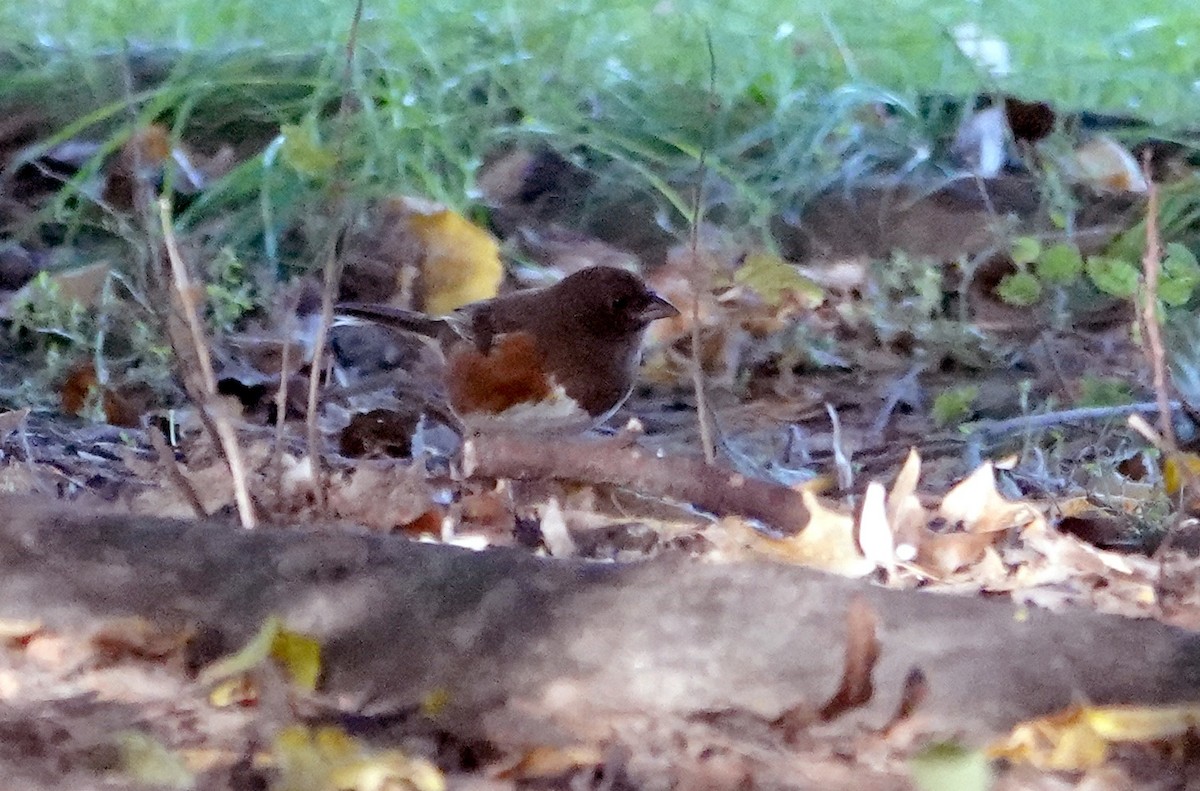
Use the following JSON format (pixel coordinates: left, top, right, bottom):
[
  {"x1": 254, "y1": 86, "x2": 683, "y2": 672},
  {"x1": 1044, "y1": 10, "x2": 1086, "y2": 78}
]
[
  {"x1": 2, "y1": 0, "x2": 1198, "y2": 282},
  {"x1": 3, "y1": 0, "x2": 1197, "y2": 118}
]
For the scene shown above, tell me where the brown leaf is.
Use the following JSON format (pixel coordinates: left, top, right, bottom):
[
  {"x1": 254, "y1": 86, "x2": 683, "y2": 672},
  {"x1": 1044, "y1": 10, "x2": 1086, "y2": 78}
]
[
  {"x1": 496, "y1": 745, "x2": 604, "y2": 781},
  {"x1": 737, "y1": 491, "x2": 873, "y2": 577},
  {"x1": 818, "y1": 594, "x2": 880, "y2": 721}
]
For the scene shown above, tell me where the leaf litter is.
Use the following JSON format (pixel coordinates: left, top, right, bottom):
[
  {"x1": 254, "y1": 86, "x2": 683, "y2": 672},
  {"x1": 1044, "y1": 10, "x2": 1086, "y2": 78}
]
[{"x1": 0, "y1": 85, "x2": 1199, "y2": 789}]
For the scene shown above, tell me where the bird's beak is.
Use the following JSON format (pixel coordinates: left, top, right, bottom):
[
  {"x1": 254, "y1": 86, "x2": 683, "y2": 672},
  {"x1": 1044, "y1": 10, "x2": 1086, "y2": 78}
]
[{"x1": 638, "y1": 292, "x2": 681, "y2": 324}]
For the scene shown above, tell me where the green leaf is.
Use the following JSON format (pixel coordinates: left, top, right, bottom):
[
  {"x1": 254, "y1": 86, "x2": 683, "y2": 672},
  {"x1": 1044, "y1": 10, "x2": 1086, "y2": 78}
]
[
  {"x1": 1165, "y1": 242, "x2": 1199, "y2": 271},
  {"x1": 932, "y1": 385, "x2": 979, "y2": 428},
  {"x1": 910, "y1": 742, "x2": 994, "y2": 791},
  {"x1": 1036, "y1": 243, "x2": 1083, "y2": 285},
  {"x1": 995, "y1": 271, "x2": 1042, "y2": 306},
  {"x1": 1085, "y1": 256, "x2": 1140, "y2": 298},
  {"x1": 1160, "y1": 243, "x2": 1200, "y2": 307},
  {"x1": 1010, "y1": 236, "x2": 1041, "y2": 266},
  {"x1": 280, "y1": 122, "x2": 337, "y2": 178}
]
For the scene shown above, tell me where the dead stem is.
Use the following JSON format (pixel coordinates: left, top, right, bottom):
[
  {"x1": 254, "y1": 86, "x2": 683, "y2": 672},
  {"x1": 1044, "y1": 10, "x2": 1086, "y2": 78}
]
[
  {"x1": 1137, "y1": 154, "x2": 1200, "y2": 507},
  {"x1": 146, "y1": 423, "x2": 207, "y2": 519},
  {"x1": 1140, "y1": 157, "x2": 1176, "y2": 450},
  {"x1": 688, "y1": 30, "x2": 717, "y2": 466},
  {"x1": 271, "y1": 301, "x2": 296, "y2": 508},
  {"x1": 158, "y1": 198, "x2": 257, "y2": 528},
  {"x1": 303, "y1": 0, "x2": 365, "y2": 512}
]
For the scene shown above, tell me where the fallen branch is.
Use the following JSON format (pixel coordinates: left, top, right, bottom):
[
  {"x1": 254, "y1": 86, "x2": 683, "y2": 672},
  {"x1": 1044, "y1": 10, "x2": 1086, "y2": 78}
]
[{"x1": 462, "y1": 433, "x2": 811, "y2": 534}]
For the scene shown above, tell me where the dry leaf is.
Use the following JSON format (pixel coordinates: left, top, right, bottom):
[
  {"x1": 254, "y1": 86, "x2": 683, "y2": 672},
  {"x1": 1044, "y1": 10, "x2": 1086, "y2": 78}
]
[
  {"x1": 496, "y1": 745, "x2": 604, "y2": 781},
  {"x1": 940, "y1": 462, "x2": 1038, "y2": 534},
  {"x1": 916, "y1": 531, "x2": 1003, "y2": 579},
  {"x1": 0, "y1": 408, "x2": 29, "y2": 437},
  {"x1": 888, "y1": 449, "x2": 921, "y2": 524},
  {"x1": 540, "y1": 497, "x2": 575, "y2": 558},
  {"x1": 858, "y1": 481, "x2": 894, "y2": 573},
  {"x1": 989, "y1": 703, "x2": 1200, "y2": 770},
  {"x1": 12, "y1": 261, "x2": 110, "y2": 308},
  {"x1": 1066, "y1": 136, "x2": 1149, "y2": 194},
  {"x1": 818, "y1": 595, "x2": 880, "y2": 721},
  {"x1": 738, "y1": 491, "x2": 873, "y2": 577}
]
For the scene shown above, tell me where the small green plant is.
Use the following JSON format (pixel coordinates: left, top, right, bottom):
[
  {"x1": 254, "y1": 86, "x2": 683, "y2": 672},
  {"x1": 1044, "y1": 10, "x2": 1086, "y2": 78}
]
[
  {"x1": 932, "y1": 384, "x2": 979, "y2": 428},
  {"x1": 205, "y1": 247, "x2": 257, "y2": 331},
  {"x1": 996, "y1": 236, "x2": 1200, "y2": 310},
  {"x1": 1076, "y1": 377, "x2": 1134, "y2": 407},
  {"x1": 8, "y1": 272, "x2": 94, "y2": 350}
]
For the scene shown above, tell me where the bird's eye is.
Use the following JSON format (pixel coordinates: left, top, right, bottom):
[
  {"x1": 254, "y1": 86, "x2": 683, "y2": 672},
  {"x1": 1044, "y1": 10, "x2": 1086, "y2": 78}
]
[{"x1": 610, "y1": 295, "x2": 628, "y2": 313}]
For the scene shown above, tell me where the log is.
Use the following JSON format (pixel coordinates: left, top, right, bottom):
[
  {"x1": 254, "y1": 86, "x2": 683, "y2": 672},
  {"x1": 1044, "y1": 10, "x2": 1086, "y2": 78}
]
[{"x1": 0, "y1": 499, "x2": 1196, "y2": 750}]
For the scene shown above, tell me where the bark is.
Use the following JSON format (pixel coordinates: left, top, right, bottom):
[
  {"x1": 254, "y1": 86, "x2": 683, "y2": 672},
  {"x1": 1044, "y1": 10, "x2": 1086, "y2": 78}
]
[
  {"x1": 0, "y1": 499, "x2": 1196, "y2": 750},
  {"x1": 464, "y1": 433, "x2": 811, "y2": 534}
]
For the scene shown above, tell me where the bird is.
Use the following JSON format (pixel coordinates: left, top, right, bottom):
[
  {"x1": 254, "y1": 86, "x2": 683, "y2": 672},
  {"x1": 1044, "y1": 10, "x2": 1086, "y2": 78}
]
[{"x1": 336, "y1": 266, "x2": 680, "y2": 434}]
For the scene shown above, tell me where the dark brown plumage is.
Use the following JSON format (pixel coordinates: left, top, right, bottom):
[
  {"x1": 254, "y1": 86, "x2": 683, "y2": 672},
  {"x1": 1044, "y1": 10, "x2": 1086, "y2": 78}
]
[{"x1": 338, "y1": 266, "x2": 679, "y2": 433}]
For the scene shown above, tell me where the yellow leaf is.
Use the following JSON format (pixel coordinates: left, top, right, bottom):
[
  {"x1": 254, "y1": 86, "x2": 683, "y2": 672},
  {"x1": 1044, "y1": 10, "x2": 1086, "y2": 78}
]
[
  {"x1": 1084, "y1": 703, "x2": 1200, "y2": 741},
  {"x1": 909, "y1": 742, "x2": 994, "y2": 791},
  {"x1": 207, "y1": 675, "x2": 257, "y2": 708},
  {"x1": 199, "y1": 616, "x2": 322, "y2": 694},
  {"x1": 197, "y1": 616, "x2": 280, "y2": 687},
  {"x1": 271, "y1": 627, "x2": 322, "y2": 691},
  {"x1": 988, "y1": 703, "x2": 1200, "y2": 771},
  {"x1": 198, "y1": 612, "x2": 279, "y2": 686},
  {"x1": 280, "y1": 122, "x2": 337, "y2": 178},
  {"x1": 734, "y1": 250, "x2": 824, "y2": 307},
  {"x1": 403, "y1": 199, "x2": 502, "y2": 314},
  {"x1": 1162, "y1": 451, "x2": 1200, "y2": 496},
  {"x1": 273, "y1": 725, "x2": 445, "y2": 791},
  {"x1": 988, "y1": 705, "x2": 1109, "y2": 770}
]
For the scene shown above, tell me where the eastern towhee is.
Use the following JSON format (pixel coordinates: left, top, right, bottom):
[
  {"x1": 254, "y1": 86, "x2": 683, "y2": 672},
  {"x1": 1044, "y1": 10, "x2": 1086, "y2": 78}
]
[{"x1": 337, "y1": 266, "x2": 679, "y2": 433}]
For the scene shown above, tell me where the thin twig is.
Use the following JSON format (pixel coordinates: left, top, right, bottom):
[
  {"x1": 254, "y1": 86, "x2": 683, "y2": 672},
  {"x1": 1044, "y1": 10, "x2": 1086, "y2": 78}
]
[
  {"x1": 304, "y1": 0, "x2": 366, "y2": 511},
  {"x1": 271, "y1": 338, "x2": 296, "y2": 511},
  {"x1": 146, "y1": 425, "x2": 207, "y2": 519},
  {"x1": 688, "y1": 29, "x2": 717, "y2": 465},
  {"x1": 271, "y1": 296, "x2": 298, "y2": 507},
  {"x1": 825, "y1": 402, "x2": 853, "y2": 490},
  {"x1": 1139, "y1": 155, "x2": 1177, "y2": 450},
  {"x1": 966, "y1": 400, "x2": 1180, "y2": 439},
  {"x1": 1137, "y1": 153, "x2": 1200, "y2": 507},
  {"x1": 158, "y1": 198, "x2": 257, "y2": 528}
]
